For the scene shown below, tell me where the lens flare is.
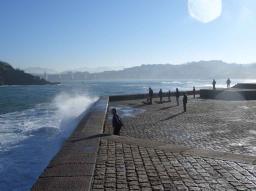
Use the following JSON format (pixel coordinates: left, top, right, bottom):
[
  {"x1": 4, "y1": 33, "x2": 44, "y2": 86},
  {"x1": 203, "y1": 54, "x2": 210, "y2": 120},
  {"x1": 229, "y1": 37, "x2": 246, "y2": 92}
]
[{"x1": 188, "y1": 0, "x2": 222, "y2": 23}]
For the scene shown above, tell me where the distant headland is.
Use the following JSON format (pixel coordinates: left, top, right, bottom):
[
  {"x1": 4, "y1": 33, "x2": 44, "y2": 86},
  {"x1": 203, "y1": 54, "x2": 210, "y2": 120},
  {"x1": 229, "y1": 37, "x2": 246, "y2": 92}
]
[
  {"x1": 27, "y1": 60, "x2": 256, "y2": 82},
  {"x1": 0, "y1": 61, "x2": 59, "y2": 85}
]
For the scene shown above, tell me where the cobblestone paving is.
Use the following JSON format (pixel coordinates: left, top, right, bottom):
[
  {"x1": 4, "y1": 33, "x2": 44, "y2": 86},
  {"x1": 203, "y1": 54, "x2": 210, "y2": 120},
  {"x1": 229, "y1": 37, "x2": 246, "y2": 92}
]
[
  {"x1": 92, "y1": 139, "x2": 256, "y2": 191},
  {"x1": 107, "y1": 97, "x2": 256, "y2": 155}
]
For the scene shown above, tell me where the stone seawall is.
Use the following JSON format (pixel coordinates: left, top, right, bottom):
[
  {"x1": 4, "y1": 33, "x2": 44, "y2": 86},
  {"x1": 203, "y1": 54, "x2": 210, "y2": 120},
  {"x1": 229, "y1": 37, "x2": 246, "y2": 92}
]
[
  {"x1": 32, "y1": 97, "x2": 109, "y2": 191},
  {"x1": 200, "y1": 89, "x2": 256, "y2": 100},
  {"x1": 109, "y1": 90, "x2": 199, "y2": 102},
  {"x1": 233, "y1": 83, "x2": 256, "y2": 89}
]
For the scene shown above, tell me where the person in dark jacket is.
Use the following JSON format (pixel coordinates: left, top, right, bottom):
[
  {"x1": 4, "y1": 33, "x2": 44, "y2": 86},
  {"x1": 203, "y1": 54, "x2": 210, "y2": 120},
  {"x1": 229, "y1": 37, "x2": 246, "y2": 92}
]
[
  {"x1": 226, "y1": 78, "x2": 231, "y2": 88},
  {"x1": 146, "y1": 88, "x2": 150, "y2": 103},
  {"x1": 175, "y1": 88, "x2": 180, "y2": 106},
  {"x1": 212, "y1": 79, "x2": 216, "y2": 90},
  {"x1": 193, "y1": 86, "x2": 196, "y2": 99},
  {"x1": 111, "y1": 108, "x2": 123, "y2": 135},
  {"x1": 168, "y1": 90, "x2": 171, "y2": 102},
  {"x1": 159, "y1": 89, "x2": 163, "y2": 103},
  {"x1": 183, "y1": 93, "x2": 188, "y2": 112},
  {"x1": 149, "y1": 87, "x2": 153, "y2": 104}
]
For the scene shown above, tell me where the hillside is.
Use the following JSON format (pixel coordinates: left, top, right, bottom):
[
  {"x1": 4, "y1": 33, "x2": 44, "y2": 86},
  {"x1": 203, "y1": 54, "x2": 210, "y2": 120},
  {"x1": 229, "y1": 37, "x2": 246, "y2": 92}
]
[{"x1": 0, "y1": 61, "x2": 57, "y2": 85}]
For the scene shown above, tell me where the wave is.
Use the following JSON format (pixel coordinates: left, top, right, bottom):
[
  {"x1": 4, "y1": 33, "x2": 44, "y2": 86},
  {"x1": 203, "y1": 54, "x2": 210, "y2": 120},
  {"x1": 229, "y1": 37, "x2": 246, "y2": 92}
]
[
  {"x1": 54, "y1": 93, "x2": 97, "y2": 118},
  {"x1": 0, "y1": 92, "x2": 98, "y2": 191}
]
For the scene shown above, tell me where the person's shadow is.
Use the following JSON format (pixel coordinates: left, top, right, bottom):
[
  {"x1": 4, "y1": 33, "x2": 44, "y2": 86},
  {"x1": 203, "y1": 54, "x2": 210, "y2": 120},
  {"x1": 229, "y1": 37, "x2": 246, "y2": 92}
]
[
  {"x1": 160, "y1": 111, "x2": 184, "y2": 121},
  {"x1": 70, "y1": 133, "x2": 111, "y2": 143},
  {"x1": 158, "y1": 105, "x2": 176, "y2": 111}
]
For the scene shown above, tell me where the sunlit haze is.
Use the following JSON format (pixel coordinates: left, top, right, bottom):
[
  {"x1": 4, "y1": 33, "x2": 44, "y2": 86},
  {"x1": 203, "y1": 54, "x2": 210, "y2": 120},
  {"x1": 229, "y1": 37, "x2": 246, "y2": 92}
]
[{"x1": 0, "y1": 0, "x2": 256, "y2": 72}]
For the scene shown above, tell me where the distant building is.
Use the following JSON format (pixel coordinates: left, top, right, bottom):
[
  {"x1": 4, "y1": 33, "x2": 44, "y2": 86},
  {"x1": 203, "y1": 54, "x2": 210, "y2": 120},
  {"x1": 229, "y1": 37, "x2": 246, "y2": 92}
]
[{"x1": 43, "y1": 71, "x2": 48, "y2": 80}]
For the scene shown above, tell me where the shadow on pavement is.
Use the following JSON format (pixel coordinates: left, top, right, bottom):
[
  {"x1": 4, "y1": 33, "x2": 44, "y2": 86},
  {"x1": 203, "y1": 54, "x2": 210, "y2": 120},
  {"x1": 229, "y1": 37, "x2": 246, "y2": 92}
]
[
  {"x1": 70, "y1": 133, "x2": 112, "y2": 142},
  {"x1": 158, "y1": 105, "x2": 176, "y2": 111},
  {"x1": 160, "y1": 112, "x2": 184, "y2": 121}
]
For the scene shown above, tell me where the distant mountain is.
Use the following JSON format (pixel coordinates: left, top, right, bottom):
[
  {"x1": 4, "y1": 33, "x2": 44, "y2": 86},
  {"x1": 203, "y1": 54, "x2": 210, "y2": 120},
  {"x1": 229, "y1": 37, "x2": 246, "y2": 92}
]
[
  {"x1": 65, "y1": 66, "x2": 124, "y2": 73},
  {"x1": 24, "y1": 67, "x2": 57, "y2": 75},
  {"x1": 89, "y1": 60, "x2": 256, "y2": 80},
  {"x1": 0, "y1": 61, "x2": 58, "y2": 85},
  {"x1": 35, "y1": 60, "x2": 256, "y2": 82},
  {"x1": 9, "y1": 59, "x2": 254, "y2": 83},
  {"x1": 24, "y1": 66, "x2": 124, "y2": 75}
]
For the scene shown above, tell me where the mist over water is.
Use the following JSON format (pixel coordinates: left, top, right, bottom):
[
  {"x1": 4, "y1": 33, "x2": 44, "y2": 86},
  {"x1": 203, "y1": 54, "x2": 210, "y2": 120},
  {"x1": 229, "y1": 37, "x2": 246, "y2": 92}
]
[{"x1": 0, "y1": 79, "x2": 255, "y2": 190}]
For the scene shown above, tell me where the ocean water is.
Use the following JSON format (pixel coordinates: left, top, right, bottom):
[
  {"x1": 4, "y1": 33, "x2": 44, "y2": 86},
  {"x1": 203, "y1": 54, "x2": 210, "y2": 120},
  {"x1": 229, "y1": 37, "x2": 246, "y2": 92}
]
[{"x1": 0, "y1": 79, "x2": 255, "y2": 191}]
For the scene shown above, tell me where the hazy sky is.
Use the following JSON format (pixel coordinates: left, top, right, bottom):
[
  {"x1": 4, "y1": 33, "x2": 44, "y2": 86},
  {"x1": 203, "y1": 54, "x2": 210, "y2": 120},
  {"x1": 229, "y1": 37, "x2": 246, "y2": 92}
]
[{"x1": 0, "y1": 0, "x2": 256, "y2": 71}]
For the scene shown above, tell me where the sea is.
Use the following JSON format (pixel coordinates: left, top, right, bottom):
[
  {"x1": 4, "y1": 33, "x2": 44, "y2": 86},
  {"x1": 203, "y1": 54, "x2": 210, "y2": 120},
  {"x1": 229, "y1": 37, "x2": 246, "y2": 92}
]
[{"x1": 0, "y1": 79, "x2": 255, "y2": 191}]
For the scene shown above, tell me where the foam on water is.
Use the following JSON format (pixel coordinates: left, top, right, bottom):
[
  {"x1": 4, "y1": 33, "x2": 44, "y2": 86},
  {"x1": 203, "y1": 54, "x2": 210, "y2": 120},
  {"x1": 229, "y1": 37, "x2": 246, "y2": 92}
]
[{"x1": 0, "y1": 92, "x2": 97, "y2": 191}]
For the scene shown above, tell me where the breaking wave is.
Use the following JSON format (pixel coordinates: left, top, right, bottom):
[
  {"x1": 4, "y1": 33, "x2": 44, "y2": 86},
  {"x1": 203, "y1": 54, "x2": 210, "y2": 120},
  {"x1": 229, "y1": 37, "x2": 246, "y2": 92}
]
[{"x1": 0, "y1": 93, "x2": 98, "y2": 191}]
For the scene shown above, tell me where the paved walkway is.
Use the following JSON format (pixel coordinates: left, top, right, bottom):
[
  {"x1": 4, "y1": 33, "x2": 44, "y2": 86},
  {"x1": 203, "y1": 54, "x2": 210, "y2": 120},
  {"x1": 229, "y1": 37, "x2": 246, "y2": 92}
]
[
  {"x1": 108, "y1": 97, "x2": 256, "y2": 155},
  {"x1": 32, "y1": 96, "x2": 256, "y2": 190},
  {"x1": 94, "y1": 97, "x2": 256, "y2": 190},
  {"x1": 92, "y1": 136, "x2": 256, "y2": 191}
]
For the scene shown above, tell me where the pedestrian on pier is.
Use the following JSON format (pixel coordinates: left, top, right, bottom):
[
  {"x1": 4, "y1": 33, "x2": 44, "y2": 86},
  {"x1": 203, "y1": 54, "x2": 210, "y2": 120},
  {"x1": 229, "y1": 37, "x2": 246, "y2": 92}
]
[
  {"x1": 175, "y1": 88, "x2": 180, "y2": 106},
  {"x1": 193, "y1": 86, "x2": 196, "y2": 99},
  {"x1": 111, "y1": 108, "x2": 123, "y2": 135},
  {"x1": 212, "y1": 79, "x2": 216, "y2": 90},
  {"x1": 183, "y1": 93, "x2": 188, "y2": 112},
  {"x1": 148, "y1": 87, "x2": 153, "y2": 104},
  {"x1": 168, "y1": 90, "x2": 171, "y2": 102},
  {"x1": 226, "y1": 78, "x2": 231, "y2": 88},
  {"x1": 146, "y1": 88, "x2": 150, "y2": 103},
  {"x1": 159, "y1": 89, "x2": 163, "y2": 103}
]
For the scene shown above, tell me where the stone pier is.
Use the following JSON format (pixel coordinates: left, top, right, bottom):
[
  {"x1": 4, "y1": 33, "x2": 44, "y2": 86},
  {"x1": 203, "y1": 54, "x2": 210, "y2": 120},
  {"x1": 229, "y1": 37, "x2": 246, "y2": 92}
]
[{"x1": 32, "y1": 93, "x2": 256, "y2": 191}]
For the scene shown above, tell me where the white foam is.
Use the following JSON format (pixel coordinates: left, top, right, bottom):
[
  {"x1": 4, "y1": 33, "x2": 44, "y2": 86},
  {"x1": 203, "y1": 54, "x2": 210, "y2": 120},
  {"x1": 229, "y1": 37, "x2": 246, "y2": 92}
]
[
  {"x1": 54, "y1": 93, "x2": 97, "y2": 119},
  {"x1": 0, "y1": 93, "x2": 98, "y2": 190}
]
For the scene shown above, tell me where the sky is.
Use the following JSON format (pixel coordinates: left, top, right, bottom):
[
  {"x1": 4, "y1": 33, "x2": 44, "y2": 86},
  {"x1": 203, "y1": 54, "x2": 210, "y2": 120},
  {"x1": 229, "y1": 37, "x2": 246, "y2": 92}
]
[{"x1": 0, "y1": 0, "x2": 256, "y2": 72}]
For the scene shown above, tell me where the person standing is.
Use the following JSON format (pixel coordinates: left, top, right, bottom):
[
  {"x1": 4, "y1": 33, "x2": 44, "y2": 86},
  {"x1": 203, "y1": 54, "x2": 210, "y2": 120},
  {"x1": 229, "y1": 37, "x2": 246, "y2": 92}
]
[
  {"x1": 212, "y1": 79, "x2": 216, "y2": 90},
  {"x1": 159, "y1": 89, "x2": 163, "y2": 103},
  {"x1": 193, "y1": 86, "x2": 196, "y2": 99},
  {"x1": 226, "y1": 78, "x2": 231, "y2": 88},
  {"x1": 148, "y1": 87, "x2": 153, "y2": 104},
  {"x1": 183, "y1": 93, "x2": 188, "y2": 112},
  {"x1": 111, "y1": 108, "x2": 123, "y2": 135},
  {"x1": 175, "y1": 88, "x2": 180, "y2": 106},
  {"x1": 168, "y1": 90, "x2": 171, "y2": 102},
  {"x1": 147, "y1": 88, "x2": 150, "y2": 103}
]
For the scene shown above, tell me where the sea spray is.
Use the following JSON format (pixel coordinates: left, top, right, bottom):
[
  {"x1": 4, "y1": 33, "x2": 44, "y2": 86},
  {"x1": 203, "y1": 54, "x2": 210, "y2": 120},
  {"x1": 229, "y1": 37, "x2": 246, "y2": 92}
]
[
  {"x1": 54, "y1": 92, "x2": 98, "y2": 138},
  {"x1": 54, "y1": 93, "x2": 98, "y2": 118},
  {"x1": 0, "y1": 93, "x2": 97, "y2": 191}
]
